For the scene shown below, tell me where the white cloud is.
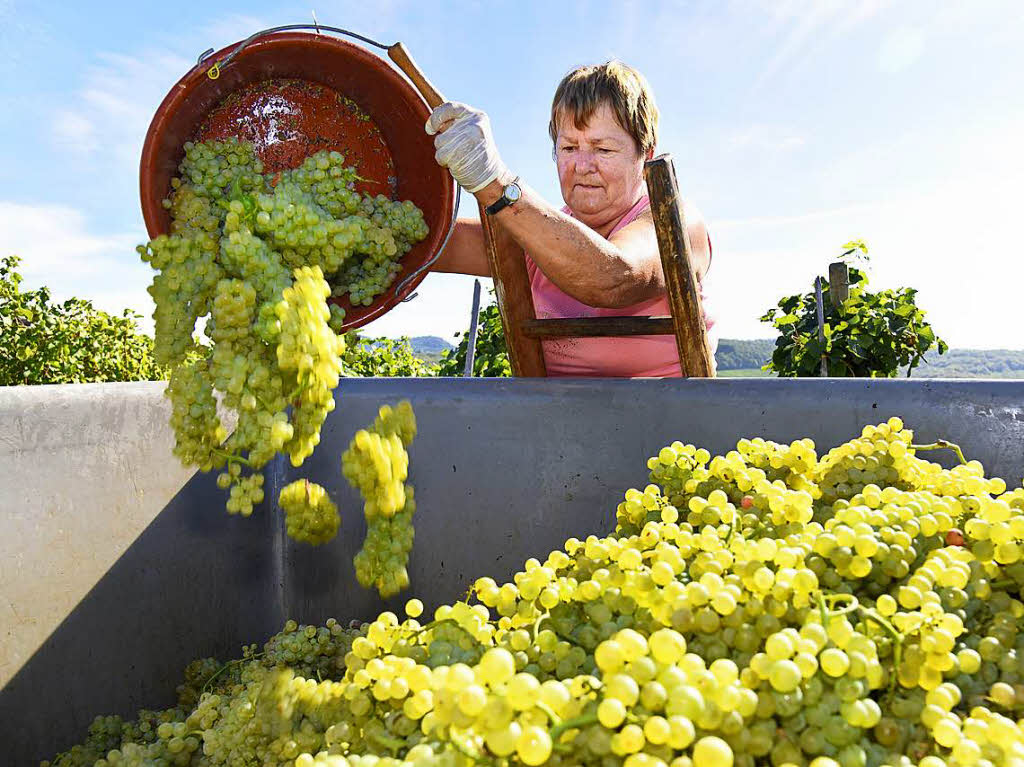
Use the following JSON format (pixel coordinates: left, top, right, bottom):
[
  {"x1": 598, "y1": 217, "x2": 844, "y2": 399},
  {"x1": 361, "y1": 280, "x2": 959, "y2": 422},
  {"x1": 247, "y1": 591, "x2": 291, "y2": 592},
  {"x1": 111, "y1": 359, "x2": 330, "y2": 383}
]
[
  {"x1": 877, "y1": 26, "x2": 926, "y2": 73},
  {"x1": 725, "y1": 124, "x2": 805, "y2": 154},
  {"x1": 52, "y1": 110, "x2": 97, "y2": 153},
  {"x1": 750, "y1": 0, "x2": 891, "y2": 88},
  {"x1": 47, "y1": 13, "x2": 274, "y2": 177},
  {"x1": 199, "y1": 13, "x2": 274, "y2": 48},
  {"x1": 0, "y1": 201, "x2": 153, "y2": 327},
  {"x1": 715, "y1": 196, "x2": 891, "y2": 230},
  {"x1": 48, "y1": 49, "x2": 192, "y2": 182}
]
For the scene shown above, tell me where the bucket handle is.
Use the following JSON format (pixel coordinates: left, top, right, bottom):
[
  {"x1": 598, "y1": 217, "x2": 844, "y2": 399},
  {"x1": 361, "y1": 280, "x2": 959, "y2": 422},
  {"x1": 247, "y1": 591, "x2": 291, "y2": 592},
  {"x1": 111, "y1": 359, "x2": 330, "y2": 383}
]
[
  {"x1": 196, "y1": 24, "x2": 445, "y2": 109},
  {"x1": 197, "y1": 24, "x2": 461, "y2": 308},
  {"x1": 197, "y1": 23, "x2": 392, "y2": 69}
]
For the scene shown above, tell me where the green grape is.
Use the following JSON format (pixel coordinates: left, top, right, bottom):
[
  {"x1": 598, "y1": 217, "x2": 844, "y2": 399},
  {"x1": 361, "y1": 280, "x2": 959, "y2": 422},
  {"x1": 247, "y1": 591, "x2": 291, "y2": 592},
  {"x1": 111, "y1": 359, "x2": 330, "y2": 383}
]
[
  {"x1": 226, "y1": 473, "x2": 264, "y2": 517},
  {"x1": 278, "y1": 479, "x2": 340, "y2": 545},
  {"x1": 328, "y1": 304, "x2": 347, "y2": 334}
]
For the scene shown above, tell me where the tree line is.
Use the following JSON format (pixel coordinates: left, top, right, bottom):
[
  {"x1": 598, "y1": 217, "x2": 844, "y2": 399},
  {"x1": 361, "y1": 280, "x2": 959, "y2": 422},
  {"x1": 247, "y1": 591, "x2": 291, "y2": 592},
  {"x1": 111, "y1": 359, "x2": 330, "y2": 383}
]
[{"x1": 4, "y1": 241, "x2": 971, "y2": 385}]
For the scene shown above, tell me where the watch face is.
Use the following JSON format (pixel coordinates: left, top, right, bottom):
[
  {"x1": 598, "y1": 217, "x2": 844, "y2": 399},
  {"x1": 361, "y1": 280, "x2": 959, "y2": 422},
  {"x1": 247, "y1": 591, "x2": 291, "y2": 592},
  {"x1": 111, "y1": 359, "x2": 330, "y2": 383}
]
[{"x1": 505, "y1": 183, "x2": 522, "y2": 202}]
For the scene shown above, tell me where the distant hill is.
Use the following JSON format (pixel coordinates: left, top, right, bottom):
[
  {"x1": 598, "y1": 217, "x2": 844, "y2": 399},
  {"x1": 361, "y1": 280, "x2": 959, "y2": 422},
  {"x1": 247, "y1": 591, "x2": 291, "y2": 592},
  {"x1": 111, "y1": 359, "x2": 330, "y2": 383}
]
[
  {"x1": 714, "y1": 338, "x2": 1024, "y2": 378},
  {"x1": 409, "y1": 336, "x2": 454, "y2": 354},
  {"x1": 911, "y1": 348, "x2": 1024, "y2": 378},
  {"x1": 408, "y1": 335, "x2": 454, "y2": 364},
  {"x1": 716, "y1": 339, "x2": 775, "y2": 371}
]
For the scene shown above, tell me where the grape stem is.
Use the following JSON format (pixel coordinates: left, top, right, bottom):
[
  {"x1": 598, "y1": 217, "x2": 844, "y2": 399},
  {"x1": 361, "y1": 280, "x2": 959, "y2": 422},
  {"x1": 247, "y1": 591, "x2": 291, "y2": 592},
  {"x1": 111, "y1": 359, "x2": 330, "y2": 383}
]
[
  {"x1": 817, "y1": 591, "x2": 830, "y2": 628},
  {"x1": 211, "y1": 448, "x2": 253, "y2": 469},
  {"x1": 447, "y1": 729, "x2": 494, "y2": 765},
  {"x1": 201, "y1": 652, "x2": 264, "y2": 694},
  {"x1": 534, "y1": 701, "x2": 560, "y2": 725},
  {"x1": 367, "y1": 729, "x2": 406, "y2": 755},
  {"x1": 910, "y1": 439, "x2": 967, "y2": 465},
  {"x1": 549, "y1": 712, "x2": 600, "y2": 743},
  {"x1": 818, "y1": 590, "x2": 905, "y2": 689},
  {"x1": 404, "y1": 617, "x2": 462, "y2": 643},
  {"x1": 532, "y1": 611, "x2": 552, "y2": 641},
  {"x1": 818, "y1": 591, "x2": 858, "y2": 621},
  {"x1": 288, "y1": 372, "x2": 312, "y2": 405},
  {"x1": 858, "y1": 607, "x2": 904, "y2": 684}
]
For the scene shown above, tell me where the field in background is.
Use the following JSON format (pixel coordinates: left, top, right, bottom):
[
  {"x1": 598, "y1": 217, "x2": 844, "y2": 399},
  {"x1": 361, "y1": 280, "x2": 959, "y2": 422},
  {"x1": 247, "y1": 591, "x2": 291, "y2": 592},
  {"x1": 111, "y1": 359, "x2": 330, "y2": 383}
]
[
  {"x1": 406, "y1": 337, "x2": 1024, "y2": 378},
  {"x1": 718, "y1": 368, "x2": 771, "y2": 378}
]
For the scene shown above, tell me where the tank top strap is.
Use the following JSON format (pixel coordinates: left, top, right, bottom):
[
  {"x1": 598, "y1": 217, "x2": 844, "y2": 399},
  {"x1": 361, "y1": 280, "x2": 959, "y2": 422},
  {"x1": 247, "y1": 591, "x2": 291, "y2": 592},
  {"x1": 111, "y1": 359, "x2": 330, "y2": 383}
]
[{"x1": 559, "y1": 195, "x2": 651, "y2": 237}]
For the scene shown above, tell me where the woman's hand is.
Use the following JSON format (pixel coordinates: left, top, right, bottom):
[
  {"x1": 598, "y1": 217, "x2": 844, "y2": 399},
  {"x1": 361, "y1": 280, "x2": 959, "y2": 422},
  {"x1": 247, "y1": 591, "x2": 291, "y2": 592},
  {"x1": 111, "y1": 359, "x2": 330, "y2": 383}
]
[{"x1": 425, "y1": 102, "x2": 510, "y2": 194}]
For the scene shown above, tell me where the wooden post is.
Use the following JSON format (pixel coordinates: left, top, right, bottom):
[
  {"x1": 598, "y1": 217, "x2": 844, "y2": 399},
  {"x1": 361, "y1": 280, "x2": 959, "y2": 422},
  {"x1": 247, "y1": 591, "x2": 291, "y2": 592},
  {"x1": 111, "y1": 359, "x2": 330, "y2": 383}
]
[
  {"x1": 480, "y1": 208, "x2": 547, "y2": 376},
  {"x1": 463, "y1": 279, "x2": 482, "y2": 377},
  {"x1": 382, "y1": 45, "x2": 544, "y2": 376},
  {"x1": 815, "y1": 276, "x2": 828, "y2": 376},
  {"x1": 643, "y1": 155, "x2": 715, "y2": 377},
  {"x1": 829, "y1": 262, "x2": 849, "y2": 307}
]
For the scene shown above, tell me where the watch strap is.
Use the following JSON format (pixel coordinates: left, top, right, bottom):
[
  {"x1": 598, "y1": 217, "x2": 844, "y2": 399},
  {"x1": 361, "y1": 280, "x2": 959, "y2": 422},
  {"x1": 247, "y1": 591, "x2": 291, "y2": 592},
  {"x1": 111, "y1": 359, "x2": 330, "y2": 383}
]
[{"x1": 485, "y1": 177, "x2": 520, "y2": 216}]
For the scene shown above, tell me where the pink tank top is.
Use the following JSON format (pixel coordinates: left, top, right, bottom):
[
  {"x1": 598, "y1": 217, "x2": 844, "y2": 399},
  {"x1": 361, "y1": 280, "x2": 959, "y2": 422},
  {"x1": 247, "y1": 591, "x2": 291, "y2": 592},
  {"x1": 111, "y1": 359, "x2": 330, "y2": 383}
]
[{"x1": 525, "y1": 195, "x2": 718, "y2": 377}]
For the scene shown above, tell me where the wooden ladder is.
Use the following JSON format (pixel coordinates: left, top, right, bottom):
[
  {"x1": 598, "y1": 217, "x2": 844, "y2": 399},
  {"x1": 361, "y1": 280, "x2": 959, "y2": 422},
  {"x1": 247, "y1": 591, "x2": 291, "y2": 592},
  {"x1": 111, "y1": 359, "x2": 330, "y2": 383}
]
[{"x1": 477, "y1": 154, "x2": 715, "y2": 377}]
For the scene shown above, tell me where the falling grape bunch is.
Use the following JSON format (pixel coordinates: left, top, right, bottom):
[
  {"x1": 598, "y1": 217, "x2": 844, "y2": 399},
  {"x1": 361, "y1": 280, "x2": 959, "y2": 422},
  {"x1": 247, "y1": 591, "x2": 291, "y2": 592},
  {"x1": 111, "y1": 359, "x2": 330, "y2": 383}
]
[
  {"x1": 44, "y1": 419, "x2": 1024, "y2": 767},
  {"x1": 343, "y1": 401, "x2": 418, "y2": 598},
  {"x1": 139, "y1": 138, "x2": 429, "y2": 518},
  {"x1": 273, "y1": 400, "x2": 419, "y2": 599}
]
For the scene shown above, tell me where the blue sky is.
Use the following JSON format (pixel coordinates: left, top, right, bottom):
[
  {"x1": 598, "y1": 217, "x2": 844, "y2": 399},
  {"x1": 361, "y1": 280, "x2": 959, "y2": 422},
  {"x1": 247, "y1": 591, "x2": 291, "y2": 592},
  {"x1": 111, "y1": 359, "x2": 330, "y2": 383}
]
[{"x1": 2, "y1": 1, "x2": 1023, "y2": 348}]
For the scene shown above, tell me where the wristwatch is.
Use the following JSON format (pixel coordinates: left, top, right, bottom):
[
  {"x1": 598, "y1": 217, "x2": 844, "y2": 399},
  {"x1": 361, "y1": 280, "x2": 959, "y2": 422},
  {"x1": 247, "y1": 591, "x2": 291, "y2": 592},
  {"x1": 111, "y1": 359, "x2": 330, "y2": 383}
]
[{"x1": 484, "y1": 176, "x2": 522, "y2": 216}]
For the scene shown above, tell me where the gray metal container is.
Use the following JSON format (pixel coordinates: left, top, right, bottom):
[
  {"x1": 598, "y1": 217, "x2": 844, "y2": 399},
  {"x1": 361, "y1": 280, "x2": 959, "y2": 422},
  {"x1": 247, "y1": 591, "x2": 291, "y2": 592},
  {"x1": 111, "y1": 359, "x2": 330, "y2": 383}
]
[{"x1": 3, "y1": 379, "x2": 1023, "y2": 764}]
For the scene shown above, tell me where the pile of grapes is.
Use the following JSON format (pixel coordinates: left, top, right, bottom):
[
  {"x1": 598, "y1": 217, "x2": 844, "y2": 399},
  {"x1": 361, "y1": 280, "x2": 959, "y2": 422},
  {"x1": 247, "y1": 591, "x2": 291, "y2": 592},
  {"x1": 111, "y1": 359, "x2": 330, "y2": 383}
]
[
  {"x1": 44, "y1": 419, "x2": 1024, "y2": 767},
  {"x1": 140, "y1": 138, "x2": 429, "y2": 519}
]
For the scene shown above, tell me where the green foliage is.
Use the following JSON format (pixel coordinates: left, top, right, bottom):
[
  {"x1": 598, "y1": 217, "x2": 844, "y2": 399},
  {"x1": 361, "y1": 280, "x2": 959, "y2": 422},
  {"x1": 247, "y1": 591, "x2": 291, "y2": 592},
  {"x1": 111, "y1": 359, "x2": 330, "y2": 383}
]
[
  {"x1": 437, "y1": 300, "x2": 512, "y2": 377},
  {"x1": 0, "y1": 255, "x2": 166, "y2": 385},
  {"x1": 760, "y1": 242, "x2": 947, "y2": 378},
  {"x1": 341, "y1": 332, "x2": 436, "y2": 378}
]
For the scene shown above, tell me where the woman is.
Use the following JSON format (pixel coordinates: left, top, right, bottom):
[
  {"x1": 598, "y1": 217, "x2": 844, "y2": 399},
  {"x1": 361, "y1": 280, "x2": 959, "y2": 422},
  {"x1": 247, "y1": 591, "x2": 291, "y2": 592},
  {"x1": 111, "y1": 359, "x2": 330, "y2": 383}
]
[{"x1": 426, "y1": 60, "x2": 717, "y2": 377}]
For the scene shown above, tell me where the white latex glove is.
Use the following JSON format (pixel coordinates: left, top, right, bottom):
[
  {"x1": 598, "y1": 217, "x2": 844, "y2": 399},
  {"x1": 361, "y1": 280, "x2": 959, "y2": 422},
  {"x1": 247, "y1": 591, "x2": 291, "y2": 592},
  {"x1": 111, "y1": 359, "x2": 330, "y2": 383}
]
[{"x1": 425, "y1": 102, "x2": 509, "y2": 194}]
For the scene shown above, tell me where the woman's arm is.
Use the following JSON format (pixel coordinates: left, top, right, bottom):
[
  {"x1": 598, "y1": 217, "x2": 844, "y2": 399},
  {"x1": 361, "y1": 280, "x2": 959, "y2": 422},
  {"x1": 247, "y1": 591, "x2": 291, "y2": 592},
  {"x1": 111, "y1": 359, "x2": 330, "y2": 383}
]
[
  {"x1": 476, "y1": 177, "x2": 710, "y2": 308},
  {"x1": 429, "y1": 194, "x2": 711, "y2": 305},
  {"x1": 430, "y1": 218, "x2": 490, "y2": 276}
]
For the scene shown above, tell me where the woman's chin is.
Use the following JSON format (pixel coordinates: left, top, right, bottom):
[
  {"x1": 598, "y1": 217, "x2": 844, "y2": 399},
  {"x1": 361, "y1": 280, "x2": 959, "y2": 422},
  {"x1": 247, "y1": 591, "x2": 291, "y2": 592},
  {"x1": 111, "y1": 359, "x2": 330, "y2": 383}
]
[{"x1": 567, "y1": 192, "x2": 607, "y2": 214}]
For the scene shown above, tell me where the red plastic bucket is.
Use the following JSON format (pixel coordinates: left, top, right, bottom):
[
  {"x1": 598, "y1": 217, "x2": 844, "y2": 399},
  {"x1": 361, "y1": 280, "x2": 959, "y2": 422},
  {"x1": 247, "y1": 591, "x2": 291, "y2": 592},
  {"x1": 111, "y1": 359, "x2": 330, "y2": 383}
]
[{"x1": 139, "y1": 31, "x2": 455, "y2": 331}]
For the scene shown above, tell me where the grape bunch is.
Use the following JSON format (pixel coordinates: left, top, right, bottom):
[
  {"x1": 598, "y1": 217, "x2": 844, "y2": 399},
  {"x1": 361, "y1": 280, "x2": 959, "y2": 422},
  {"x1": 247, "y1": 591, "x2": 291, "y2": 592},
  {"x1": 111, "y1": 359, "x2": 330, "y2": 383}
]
[
  {"x1": 45, "y1": 419, "x2": 1024, "y2": 767},
  {"x1": 253, "y1": 181, "x2": 368, "y2": 274},
  {"x1": 343, "y1": 401, "x2": 418, "y2": 597},
  {"x1": 141, "y1": 139, "x2": 429, "y2": 516},
  {"x1": 222, "y1": 472, "x2": 265, "y2": 517},
  {"x1": 278, "y1": 479, "x2": 341, "y2": 545},
  {"x1": 353, "y1": 489, "x2": 417, "y2": 599},
  {"x1": 274, "y1": 265, "x2": 346, "y2": 467},
  {"x1": 343, "y1": 429, "x2": 410, "y2": 517}
]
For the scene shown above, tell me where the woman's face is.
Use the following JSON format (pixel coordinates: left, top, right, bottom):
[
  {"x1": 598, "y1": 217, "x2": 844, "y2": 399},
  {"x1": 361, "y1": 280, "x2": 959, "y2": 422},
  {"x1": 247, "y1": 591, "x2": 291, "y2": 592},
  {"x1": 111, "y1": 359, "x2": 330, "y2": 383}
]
[{"x1": 555, "y1": 102, "x2": 649, "y2": 228}]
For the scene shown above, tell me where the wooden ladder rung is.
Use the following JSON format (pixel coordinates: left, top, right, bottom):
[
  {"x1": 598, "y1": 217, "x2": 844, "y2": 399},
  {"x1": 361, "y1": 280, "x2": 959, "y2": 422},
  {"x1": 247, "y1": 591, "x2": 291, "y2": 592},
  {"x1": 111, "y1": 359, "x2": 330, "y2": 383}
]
[{"x1": 521, "y1": 316, "x2": 675, "y2": 338}]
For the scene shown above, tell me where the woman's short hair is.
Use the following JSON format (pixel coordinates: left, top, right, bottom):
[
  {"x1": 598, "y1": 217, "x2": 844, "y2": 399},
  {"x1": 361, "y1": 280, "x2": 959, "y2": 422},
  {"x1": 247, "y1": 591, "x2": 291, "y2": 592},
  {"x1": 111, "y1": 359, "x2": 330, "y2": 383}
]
[{"x1": 548, "y1": 60, "x2": 659, "y2": 157}]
